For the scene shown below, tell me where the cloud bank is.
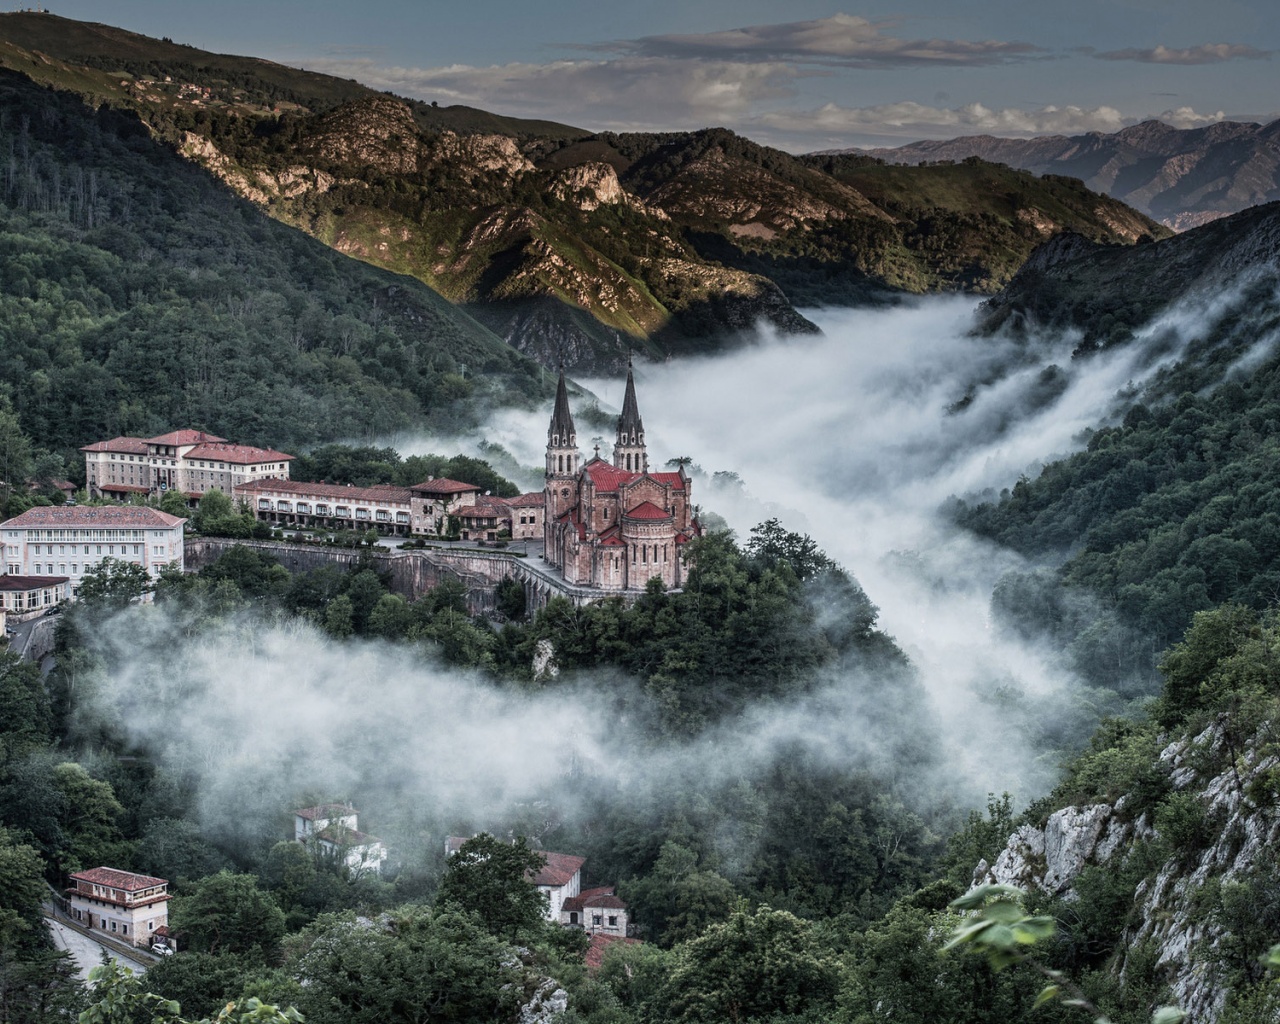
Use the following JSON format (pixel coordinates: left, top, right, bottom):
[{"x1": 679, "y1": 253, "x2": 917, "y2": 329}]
[
  {"x1": 603, "y1": 14, "x2": 1042, "y2": 68},
  {"x1": 1093, "y1": 42, "x2": 1271, "y2": 64}
]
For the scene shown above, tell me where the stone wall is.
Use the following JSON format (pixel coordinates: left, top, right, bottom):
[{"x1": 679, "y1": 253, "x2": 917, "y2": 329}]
[{"x1": 184, "y1": 539, "x2": 605, "y2": 615}]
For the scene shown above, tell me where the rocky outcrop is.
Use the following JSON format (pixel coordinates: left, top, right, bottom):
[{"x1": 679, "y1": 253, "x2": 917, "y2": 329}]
[
  {"x1": 430, "y1": 132, "x2": 534, "y2": 179},
  {"x1": 980, "y1": 718, "x2": 1280, "y2": 1023}
]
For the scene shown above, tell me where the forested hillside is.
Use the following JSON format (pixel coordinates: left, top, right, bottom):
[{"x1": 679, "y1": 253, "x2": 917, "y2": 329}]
[
  {"x1": 0, "y1": 12, "x2": 1168, "y2": 371},
  {"x1": 953, "y1": 202, "x2": 1280, "y2": 690},
  {"x1": 0, "y1": 69, "x2": 548, "y2": 469}
]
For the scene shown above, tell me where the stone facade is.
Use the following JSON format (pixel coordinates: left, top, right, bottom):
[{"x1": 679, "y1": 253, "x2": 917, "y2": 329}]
[
  {"x1": 66, "y1": 867, "x2": 170, "y2": 949},
  {"x1": 82, "y1": 429, "x2": 293, "y2": 502},
  {"x1": 544, "y1": 365, "x2": 700, "y2": 591}
]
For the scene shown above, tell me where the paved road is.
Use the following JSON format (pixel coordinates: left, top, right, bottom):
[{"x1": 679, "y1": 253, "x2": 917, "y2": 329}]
[{"x1": 46, "y1": 916, "x2": 148, "y2": 982}]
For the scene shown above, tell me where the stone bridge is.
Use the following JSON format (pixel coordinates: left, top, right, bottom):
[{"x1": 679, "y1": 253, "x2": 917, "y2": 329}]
[{"x1": 183, "y1": 539, "x2": 618, "y2": 616}]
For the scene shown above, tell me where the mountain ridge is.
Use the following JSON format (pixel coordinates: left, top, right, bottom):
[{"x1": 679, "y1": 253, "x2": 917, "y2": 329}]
[
  {"x1": 849, "y1": 118, "x2": 1280, "y2": 231},
  {"x1": 0, "y1": 12, "x2": 1169, "y2": 372}
]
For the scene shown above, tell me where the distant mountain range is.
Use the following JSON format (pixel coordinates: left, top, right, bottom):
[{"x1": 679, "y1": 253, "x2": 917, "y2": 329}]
[
  {"x1": 853, "y1": 120, "x2": 1280, "y2": 232},
  {"x1": 0, "y1": 12, "x2": 1169, "y2": 370}
]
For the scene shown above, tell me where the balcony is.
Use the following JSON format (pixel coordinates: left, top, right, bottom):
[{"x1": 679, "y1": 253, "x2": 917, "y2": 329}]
[
  {"x1": 296, "y1": 503, "x2": 311, "y2": 514},
  {"x1": 315, "y1": 505, "x2": 330, "y2": 516}
]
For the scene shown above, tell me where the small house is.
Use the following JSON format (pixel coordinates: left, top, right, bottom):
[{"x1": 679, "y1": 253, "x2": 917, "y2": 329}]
[{"x1": 66, "y1": 867, "x2": 170, "y2": 948}]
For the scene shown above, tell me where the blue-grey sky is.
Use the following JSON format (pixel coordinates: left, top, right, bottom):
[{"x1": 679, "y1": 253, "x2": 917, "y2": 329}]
[{"x1": 41, "y1": 1, "x2": 1279, "y2": 149}]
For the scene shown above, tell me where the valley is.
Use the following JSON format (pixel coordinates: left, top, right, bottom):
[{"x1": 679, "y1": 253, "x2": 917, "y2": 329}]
[{"x1": 0, "y1": 8, "x2": 1277, "y2": 1024}]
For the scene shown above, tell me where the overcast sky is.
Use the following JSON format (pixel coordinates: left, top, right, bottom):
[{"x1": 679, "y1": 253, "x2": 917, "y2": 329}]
[{"x1": 46, "y1": 1, "x2": 1279, "y2": 150}]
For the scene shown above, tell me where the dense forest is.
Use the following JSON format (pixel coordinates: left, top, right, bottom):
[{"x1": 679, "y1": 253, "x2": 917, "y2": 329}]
[
  {"x1": 0, "y1": 69, "x2": 550, "y2": 472},
  {"x1": 5, "y1": 510, "x2": 1280, "y2": 1023}
]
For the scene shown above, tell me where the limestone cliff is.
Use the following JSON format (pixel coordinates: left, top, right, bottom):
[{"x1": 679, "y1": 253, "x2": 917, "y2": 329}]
[{"x1": 979, "y1": 716, "x2": 1280, "y2": 1021}]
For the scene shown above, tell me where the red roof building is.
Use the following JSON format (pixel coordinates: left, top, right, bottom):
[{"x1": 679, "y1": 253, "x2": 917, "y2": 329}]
[
  {"x1": 543, "y1": 361, "x2": 700, "y2": 592},
  {"x1": 66, "y1": 867, "x2": 171, "y2": 948},
  {"x1": 82, "y1": 427, "x2": 292, "y2": 503},
  {"x1": 1, "y1": 506, "x2": 185, "y2": 601}
]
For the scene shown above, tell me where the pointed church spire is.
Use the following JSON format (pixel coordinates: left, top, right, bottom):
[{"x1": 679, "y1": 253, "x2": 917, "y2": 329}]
[
  {"x1": 617, "y1": 357, "x2": 644, "y2": 439},
  {"x1": 613, "y1": 356, "x2": 648, "y2": 473},
  {"x1": 546, "y1": 366, "x2": 580, "y2": 479},
  {"x1": 549, "y1": 366, "x2": 576, "y2": 447}
]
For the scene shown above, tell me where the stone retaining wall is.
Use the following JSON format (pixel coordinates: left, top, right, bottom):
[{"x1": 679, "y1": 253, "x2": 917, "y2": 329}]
[{"x1": 183, "y1": 539, "x2": 605, "y2": 615}]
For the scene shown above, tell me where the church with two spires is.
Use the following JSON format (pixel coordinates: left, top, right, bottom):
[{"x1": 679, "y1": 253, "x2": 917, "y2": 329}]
[{"x1": 543, "y1": 365, "x2": 701, "y2": 592}]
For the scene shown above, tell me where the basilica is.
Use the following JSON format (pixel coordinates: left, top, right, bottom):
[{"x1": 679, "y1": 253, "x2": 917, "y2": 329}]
[{"x1": 544, "y1": 364, "x2": 701, "y2": 591}]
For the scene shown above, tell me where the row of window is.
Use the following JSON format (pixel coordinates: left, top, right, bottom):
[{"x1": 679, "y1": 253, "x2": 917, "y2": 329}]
[
  {"x1": 31, "y1": 544, "x2": 145, "y2": 556},
  {"x1": 17, "y1": 529, "x2": 153, "y2": 542}
]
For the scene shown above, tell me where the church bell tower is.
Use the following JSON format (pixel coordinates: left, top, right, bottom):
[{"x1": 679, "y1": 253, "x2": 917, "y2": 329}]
[
  {"x1": 613, "y1": 358, "x2": 648, "y2": 474},
  {"x1": 545, "y1": 368, "x2": 581, "y2": 535}
]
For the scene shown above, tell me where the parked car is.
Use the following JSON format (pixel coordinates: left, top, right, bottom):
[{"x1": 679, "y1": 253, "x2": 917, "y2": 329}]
[{"x1": 150, "y1": 943, "x2": 174, "y2": 956}]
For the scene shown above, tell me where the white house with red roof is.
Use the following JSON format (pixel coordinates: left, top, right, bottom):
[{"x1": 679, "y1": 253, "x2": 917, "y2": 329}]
[
  {"x1": 66, "y1": 867, "x2": 171, "y2": 948},
  {"x1": 294, "y1": 804, "x2": 387, "y2": 875},
  {"x1": 531, "y1": 851, "x2": 586, "y2": 921},
  {"x1": 560, "y1": 884, "x2": 630, "y2": 936},
  {"x1": 544, "y1": 362, "x2": 700, "y2": 591},
  {"x1": 82, "y1": 428, "x2": 293, "y2": 503},
  {"x1": 1, "y1": 505, "x2": 185, "y2": 599}
]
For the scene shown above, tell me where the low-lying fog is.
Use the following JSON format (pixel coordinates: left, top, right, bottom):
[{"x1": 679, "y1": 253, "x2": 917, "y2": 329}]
[{"x1": 85, "y1": 292, "x2": 1251, "y2": 859}]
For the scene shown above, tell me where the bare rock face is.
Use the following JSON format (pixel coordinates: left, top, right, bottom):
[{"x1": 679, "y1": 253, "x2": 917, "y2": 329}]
[
  {"x1": 984, "y1": 804, "x2": 1132, "y2": 896},
  {"x1": 308, "y1": 96, "x2": 424, "y2": 174},
  {"x1": 549, "y1": 162, "x2": 667, "y2": 219},
  {"x1": 981, "y1": 718, "x2": 1280, "y2": 1023},
  {"x1": 533, "y1": 639, "x2": 559, "y2": 680},
  {"x1": 431, "y1": 132, "x2": 534, "y2": 179}
]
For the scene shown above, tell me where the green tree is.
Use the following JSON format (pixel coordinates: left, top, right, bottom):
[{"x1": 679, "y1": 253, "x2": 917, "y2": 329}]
[
  {"x1": 323, "y1": 595, "x2": 355, "y2": 639},
  {"x1": 287, "y1": 907, "x2": 522, "y2": 1024},
  {"x1": 170, "y1": 871, "x2": 287, "y2": 958},
  {"x1": 663, "y1": 904, "x2": 842, "y2": 1023},
  {"x1": 159, "y1": 489, "x2": 193, "y2": 519},
  {"x1": 433, "y1": 833, "x2": 548, "y2": 940},
  {"x1": 76, "y1": 558, "x2": 152, "y2": 609},
  {"x1": 0, "y1": 648, "x2": 52, "y2": 764}
]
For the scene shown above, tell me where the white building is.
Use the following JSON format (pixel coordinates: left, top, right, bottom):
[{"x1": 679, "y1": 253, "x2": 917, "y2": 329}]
[
  {"x1": 237, "y1": 477, "x2": 484, "y2": 537},
  {"x1": 1, "y1": 505, "x2": 186, "y2": 597},
  {"x1": 560, "y1": 885, "x2": 630, "y2": 936},
  {"x1": 66, "y1": 867, "x2": 171, "y2": 948},
  {"x1": 0, "y1": 574, "x2": 71, "y2": 620},
  {"x1": 82, "y1": 429, "x2": 293, "y2": 502},
  {"x1": 531, "y1": 852, "x2": 585, "y2": 922},
  {"x1": 294, "y1": 804, "x2": 387, "y2": 876}
]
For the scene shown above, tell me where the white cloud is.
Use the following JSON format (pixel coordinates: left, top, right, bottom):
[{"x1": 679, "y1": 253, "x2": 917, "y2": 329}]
[
  {"x1": 305, "y1": 56, "x2": 799, "y2": 131},
  {"x1": 760, "y1": 100, "x2": 1132, "y2": 137},
  {"x1": 606, "y1": 13, "x2": 1042, "y2": 68},
  {"x1": 1094, "y1": 42, "x2": 1271, "y2": 64},
  {"x1": 752, "y1": 100, "x2": 1230, "y2": 146}
]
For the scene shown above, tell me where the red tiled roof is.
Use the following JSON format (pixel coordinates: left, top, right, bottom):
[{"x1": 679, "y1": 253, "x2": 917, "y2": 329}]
[
  {"x1": 294, "y1": 804, "x2": 355, "y2": 821},
  {"x1": 649, "y1": 472, "x2": 686, "y2": 490},
  {"x1": 585, "y1": 934, "x2": 639, "y2": 971},
  {"x1": 459, "y1": 501, "x2": 510, "y2": 521},
  {"x1": 144, "y1": 429, "x2": 226, "y2": 447},
  {"x1": 530, "y1": 852, "x2": 585, "y2": 887},
  {"x1": 624, "y1": 501, "x2": 672, "y2": 521},
  {"x1": 70, "y1": 867, "x2": 168, "y2": 890},
  {"x1": 1, "y1": 506, "x2": 185, "y2": 529},
  {"x1": 585, "y1": 460, "x2": 638, "y2": 492},
  {"x1": 0, "y1": 575, "x2": 69, "y2": 591},
  {"x1": 410, "y1": 478, "x2": 481, "y2": 496},
  {"x1": 597, "y1": 525, "x2": 624, "y2": 546},
  {"x1": 236, "y1": 479, "x2": 412, "y2": 502},
  {"x1": 316, "y1": 826, "x2": 381, "y2": 846},
  {"x1": 100, "y1": 483, "x2": 151, "y2": 493},
  {"x1": 563, "y1": 888, "x2": 627, "y2": 913},
  {"x1": 508, "y1": 492, "x2": 545, "y2": 508},
  {"x1": 186, "y1": 442, "x2": 294, "y2": 465},
  {"x1": 80, "y1": 436, "x2": 149, "y2": 455}
]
